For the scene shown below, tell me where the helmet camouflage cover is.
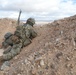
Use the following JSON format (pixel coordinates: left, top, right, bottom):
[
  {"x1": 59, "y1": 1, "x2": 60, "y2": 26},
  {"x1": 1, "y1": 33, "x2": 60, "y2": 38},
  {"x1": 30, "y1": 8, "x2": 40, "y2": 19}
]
[{"x1": 26, "y1": 18, "x2": 35, "y2": 26}]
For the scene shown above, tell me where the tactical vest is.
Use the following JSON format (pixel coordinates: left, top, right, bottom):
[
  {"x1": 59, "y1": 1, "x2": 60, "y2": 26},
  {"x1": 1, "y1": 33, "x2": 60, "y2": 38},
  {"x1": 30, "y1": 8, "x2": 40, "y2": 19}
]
[{"x1": 14, "y1": 25, "x2": 30, "y2": 46}]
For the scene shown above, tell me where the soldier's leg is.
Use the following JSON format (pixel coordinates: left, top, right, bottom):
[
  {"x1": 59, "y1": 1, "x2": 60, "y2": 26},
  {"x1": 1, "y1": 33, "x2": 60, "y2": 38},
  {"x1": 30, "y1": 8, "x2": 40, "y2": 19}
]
[
  {"x1": 2, "y1": 43, "x2": 22, "y2": 61},
  {"x1": 2, "y1": 52, "x2": 12, "y2": 61},
  {"x1": 3, "y1": 46, "x2": 12, "y2": 54},
  {"x1": 23, "y1": 39, "x2": 31, "y2": 47},
  {"x1": 2, "y1": 42, "x2": 9, "y2": 48},
  {"x1": 11, "y1": 43, "x2": 22, "y2": 57}
]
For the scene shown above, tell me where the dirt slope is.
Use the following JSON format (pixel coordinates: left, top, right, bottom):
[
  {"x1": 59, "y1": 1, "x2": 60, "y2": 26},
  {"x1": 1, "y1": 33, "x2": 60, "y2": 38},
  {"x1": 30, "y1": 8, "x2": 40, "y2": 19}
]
[
  {"x1": 0, "y1": 18, "x2": 17, "y2": 44},
  {"x1": 0, "y1": 15, "x2": 76, "y2": 75}
]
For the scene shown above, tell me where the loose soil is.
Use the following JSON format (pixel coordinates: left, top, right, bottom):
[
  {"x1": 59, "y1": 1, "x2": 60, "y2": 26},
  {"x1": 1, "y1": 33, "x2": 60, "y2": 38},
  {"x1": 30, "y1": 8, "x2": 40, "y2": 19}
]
[{"x1": 0, "y1": 16, "x2": 76, "y2": 75}]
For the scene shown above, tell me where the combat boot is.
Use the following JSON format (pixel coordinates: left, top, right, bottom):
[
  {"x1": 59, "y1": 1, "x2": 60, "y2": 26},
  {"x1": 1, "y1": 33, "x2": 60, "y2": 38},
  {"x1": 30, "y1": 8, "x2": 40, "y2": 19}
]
[
  {"x1": 0, "y1": 44, "x2": 2, "y2": 49},
  {"x1": 0, "y1": 56, "x2": 4, "y2": 67},
  {"x1": 0, "y1": 56, "x2": 4, "y2": 62}
]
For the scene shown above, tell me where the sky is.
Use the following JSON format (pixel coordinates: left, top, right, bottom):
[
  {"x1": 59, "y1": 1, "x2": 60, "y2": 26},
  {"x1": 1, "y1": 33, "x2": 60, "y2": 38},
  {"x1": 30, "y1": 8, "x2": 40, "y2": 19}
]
[{"x1": 0, "y1": 0, "x2": 76, "y2": 21}]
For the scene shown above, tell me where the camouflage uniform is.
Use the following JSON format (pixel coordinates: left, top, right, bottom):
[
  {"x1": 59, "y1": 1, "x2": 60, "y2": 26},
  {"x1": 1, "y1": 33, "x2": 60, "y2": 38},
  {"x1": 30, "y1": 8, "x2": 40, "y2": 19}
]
[
  {"x1": 1, "y1": 18, "x2": 37, "y2": 61},
  {"x1": 2, "y1": 32, "x2": 13, "y2": 48}
]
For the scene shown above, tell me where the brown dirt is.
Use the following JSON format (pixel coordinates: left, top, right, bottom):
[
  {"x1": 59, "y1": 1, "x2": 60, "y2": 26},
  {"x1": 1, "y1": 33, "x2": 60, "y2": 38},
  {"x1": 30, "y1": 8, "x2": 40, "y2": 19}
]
[{"x1": 0, "y1": 15, "x2": 76, "y2": 75}]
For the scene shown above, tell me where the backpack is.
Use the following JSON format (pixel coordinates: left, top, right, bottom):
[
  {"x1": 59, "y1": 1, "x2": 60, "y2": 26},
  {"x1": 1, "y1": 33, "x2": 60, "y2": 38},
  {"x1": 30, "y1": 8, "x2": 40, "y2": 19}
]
[{"x1": 4, "y1": 32, "x2": 13, "y2": 39}]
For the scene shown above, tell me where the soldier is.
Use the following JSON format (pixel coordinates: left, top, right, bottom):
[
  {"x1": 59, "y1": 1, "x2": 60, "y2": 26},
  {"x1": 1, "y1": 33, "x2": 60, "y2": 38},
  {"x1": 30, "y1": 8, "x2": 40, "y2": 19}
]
[{"x1": 0, "y1": 18, "x2": 37, "y2": 61}]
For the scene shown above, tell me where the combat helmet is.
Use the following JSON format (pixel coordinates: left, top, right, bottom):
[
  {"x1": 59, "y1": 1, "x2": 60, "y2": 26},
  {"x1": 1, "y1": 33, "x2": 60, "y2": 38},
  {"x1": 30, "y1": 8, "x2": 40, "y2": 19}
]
[{"x1": 26, "y1": 18, "x2": 35, "y2": 26}]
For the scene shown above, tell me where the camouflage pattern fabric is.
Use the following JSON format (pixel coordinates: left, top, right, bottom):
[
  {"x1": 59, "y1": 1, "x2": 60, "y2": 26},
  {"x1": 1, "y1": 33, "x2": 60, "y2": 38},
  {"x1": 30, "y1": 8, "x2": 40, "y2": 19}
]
[
  {"x1": 2, "y1": 42, "x2": 9, "y2": 49},
  {"x1": 4, "y1": 32, "x2": 13, "y2": 39},
  {"x1": 15, "y1": 24, "x2": 37, "y2": 47},
  {"x1": 3, "y1": 43, "x2": 22, "y2": 60},
  {"x1": 25, "y1": 18, "x2": 35, "y2": 27},
  {"x1": 2, "y1": 34, "x2": 22, "y2": 60},
  {"x1": 2, "y1": 24, "x2": 37, "y2": 61},
  {"x1": 2, "y1": 35, "x2": 13, "y2": 48},
  {"x1": 3, "y1": 46, "x2": 12, "y2": 54}
]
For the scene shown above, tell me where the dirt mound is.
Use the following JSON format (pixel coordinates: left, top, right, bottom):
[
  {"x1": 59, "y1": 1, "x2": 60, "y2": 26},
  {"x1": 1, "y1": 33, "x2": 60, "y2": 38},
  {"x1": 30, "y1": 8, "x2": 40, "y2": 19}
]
[
  {"x1": 0, "y1": 15, "x2": 76, "y2": 75},
  {"x1": 0, "y1": 18, "x2": 17, "y2": 44}
]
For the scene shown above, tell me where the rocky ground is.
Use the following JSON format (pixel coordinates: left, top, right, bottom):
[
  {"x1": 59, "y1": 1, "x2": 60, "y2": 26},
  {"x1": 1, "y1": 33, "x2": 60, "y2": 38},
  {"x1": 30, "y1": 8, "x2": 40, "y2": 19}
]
[{"x1": 0, "y1": 15, "x2": 76, "y2": 75}]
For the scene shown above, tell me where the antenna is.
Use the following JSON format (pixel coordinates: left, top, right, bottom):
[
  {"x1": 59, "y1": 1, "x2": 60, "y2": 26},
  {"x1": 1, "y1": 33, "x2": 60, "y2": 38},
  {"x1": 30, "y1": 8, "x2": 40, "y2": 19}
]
[{"x1": 17, "y1": 9, "x2": 22, "y2": 25}]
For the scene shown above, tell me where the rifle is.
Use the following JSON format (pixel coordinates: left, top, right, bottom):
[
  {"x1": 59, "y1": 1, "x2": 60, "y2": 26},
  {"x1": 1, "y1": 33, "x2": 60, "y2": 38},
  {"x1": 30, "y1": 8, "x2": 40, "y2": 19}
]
[{"x1": 17, "y1": 9, "x2": 22, "y2": 25}]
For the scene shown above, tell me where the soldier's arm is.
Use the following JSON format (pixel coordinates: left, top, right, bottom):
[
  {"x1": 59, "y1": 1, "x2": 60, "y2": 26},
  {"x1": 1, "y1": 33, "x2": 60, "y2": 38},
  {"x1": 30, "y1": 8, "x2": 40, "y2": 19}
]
[
  {"x1": 25, "y1": 26, "x2": 37, "y2": 40},
  {"x1": 25, "y1": 28, "x2": 31, "y2": 38},
  {"x1": 31, "y1": 29, "x2": 37, "y2": 39}
]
